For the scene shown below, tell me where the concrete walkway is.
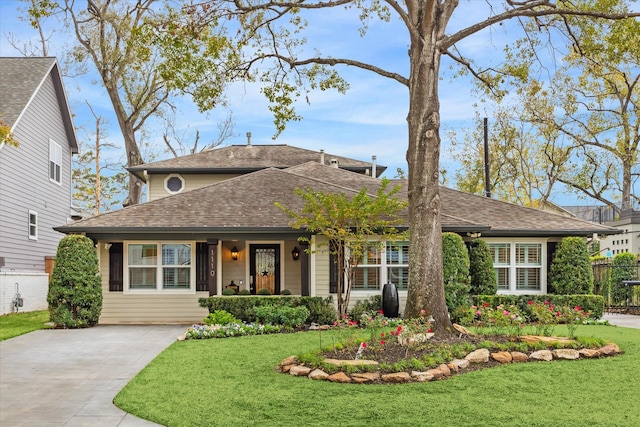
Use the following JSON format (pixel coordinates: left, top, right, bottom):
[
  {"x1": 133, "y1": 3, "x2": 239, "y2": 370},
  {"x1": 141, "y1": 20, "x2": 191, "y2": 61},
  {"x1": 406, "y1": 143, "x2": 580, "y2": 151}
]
[
  {"x1": 601, "y1": 312, "x2": 640, "y2": 329},
  {"x1": 0, "y1": 325, "x2": 187, "y2": 427}
]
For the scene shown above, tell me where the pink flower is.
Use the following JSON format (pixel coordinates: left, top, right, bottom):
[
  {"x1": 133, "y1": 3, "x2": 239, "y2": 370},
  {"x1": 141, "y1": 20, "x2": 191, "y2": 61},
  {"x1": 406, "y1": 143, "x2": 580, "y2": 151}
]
[
  {"x1": 544, "y1": 301, "x2": 550, "y2": 305},
  {"x1": 333, "y1": 321, "x2": 337, "y2": 326},
  {"x1": 420, "y1": 309, "x2": 426, "y2": 315},
  {"x1": 574, "y1": 306, "x2": 582, "y2": 311},
  {"x1": 503, "y1": 310, "x2": 510, "y2": 315}
]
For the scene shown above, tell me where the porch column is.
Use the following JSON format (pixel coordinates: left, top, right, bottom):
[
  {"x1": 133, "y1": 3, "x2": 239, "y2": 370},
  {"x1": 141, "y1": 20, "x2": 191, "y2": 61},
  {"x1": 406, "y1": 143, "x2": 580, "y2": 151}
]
[
  {"x1": 300, "y1": 242, "x2": 310, "y2": 296},
  {"x1": 207, "y1": 239, "x2": 218, "y2": 296}
]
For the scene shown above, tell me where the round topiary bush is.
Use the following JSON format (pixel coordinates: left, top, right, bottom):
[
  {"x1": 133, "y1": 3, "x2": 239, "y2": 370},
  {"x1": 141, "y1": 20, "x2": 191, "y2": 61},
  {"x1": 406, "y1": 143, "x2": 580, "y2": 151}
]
[
  {"x1": 467, "y1": 239, "x2": 497, "y2": 295},
  {"x1": 549, "y1": 237, "x2": 594, "y2": 294},
  {"x1": 257, "y1": 288, "x2": 272, "y2": 295},
  {"x1": 47, "y1": 235, "x2": 102, "y2": 328},
  {"x1": 442, "y1": 232, "x2": 471, "y2": 312}
]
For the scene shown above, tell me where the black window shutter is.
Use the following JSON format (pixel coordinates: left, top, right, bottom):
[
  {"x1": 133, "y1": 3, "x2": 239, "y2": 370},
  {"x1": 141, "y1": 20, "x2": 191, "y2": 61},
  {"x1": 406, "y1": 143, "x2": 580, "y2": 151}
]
[
  {"x1": 196, "y1": 242, "x2": 208, "y2": 291},
  {"x1": 108, "y1": 243, "x2": 123, "y2": 292}
]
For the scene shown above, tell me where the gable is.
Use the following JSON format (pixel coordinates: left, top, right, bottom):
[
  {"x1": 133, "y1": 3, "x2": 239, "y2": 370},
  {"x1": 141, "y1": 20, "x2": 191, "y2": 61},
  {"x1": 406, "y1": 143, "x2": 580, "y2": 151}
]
[{"x1": 0, "y1": 57, "x2": 78, "y2": 153}]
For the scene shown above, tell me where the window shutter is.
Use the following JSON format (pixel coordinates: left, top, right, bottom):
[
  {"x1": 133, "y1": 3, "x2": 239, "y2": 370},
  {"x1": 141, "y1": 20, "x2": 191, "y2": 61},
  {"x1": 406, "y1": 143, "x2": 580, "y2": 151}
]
[
  {"x1": 108, "y1": 243, "x2": 123, "y2": 292},
  {"x1": 196, "y1": 242, "x2": 208, "y2": 291}
]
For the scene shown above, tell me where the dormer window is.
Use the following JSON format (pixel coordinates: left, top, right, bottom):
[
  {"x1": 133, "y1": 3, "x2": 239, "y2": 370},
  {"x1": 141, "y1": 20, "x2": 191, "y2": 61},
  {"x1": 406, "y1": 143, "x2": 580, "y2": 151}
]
[{"x1": 164, "y1": 174, "x2": 185, "y2": 195}]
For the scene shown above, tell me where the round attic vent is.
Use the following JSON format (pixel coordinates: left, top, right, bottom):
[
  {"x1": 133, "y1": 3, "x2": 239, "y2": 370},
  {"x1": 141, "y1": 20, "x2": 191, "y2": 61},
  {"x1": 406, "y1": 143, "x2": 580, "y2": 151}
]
[{"x1": 164, "y1": 174, "x2": 185, "y2": 194}]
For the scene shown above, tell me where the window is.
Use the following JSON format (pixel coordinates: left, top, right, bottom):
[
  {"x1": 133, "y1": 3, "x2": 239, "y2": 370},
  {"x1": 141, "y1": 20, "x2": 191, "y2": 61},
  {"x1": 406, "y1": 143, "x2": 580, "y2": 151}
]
[
  {"x1": 488, "y1": 242, "x2": 544, "y2": 293},
  {"x1": 49, "y1": 140, "x2": 62, "y2": 184},
  {"x1": 28, "y1": 210, "x2": 38, "y2": 240},
  {"x1": 386, "y1": 242, "x2": 409, "y2": 290},
  {"x1": 488, "y1": 243, "x2": 510, "y2": 290},
  {"x1": 126, "y1": 242, "x2": 193, "y2": 291},
  {"x1": 353, "y1": 242, "x2": 409, "y2": 291},
  {"x1": 164, "y1": 174, "x2": 185, "y2": 194},
  {"x1": 353, "y1": 245, "x2": 381, "y2": 290}
]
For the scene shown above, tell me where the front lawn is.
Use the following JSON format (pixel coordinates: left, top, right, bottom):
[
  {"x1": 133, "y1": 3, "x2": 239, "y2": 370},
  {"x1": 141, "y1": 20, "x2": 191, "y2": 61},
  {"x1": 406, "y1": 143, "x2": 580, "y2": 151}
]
[
  {"x1": 0, "y1": 310, "x2": 50, "y2": 341},
  {"x1": 115, "y1": 324, "x2": 640, "y2": 427}
]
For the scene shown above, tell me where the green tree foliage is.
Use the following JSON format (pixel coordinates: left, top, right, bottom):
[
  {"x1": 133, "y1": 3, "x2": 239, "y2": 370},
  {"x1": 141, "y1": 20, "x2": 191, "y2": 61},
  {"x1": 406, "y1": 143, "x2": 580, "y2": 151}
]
[
  {"x1": 277, "y1": 178, "x2": 407, "y2": 319},
  {"x1": 442, "y1": 232, "x2": 470, "y2": 313},
  {"x1": 467, "y1": 239, "x2": 497, "y2": 296},
  {"x1": 477, "y1": 2, "x2": 640, "y2": 211},
  {"x1": 549, "y1": 237, "x2": 594, "y2": 294},
  {"x1": 28, "y1": 0, "x2": 234, "y2": 207},
  {"x1": 0, "y1": 118, "x2": 19, "y2": 148},
  {"x1": 610, "y1": 252, "x2": 638, "y2": 304},
  {"x1": 48, "y1": 235, "x2": 102, "y2": 328}
]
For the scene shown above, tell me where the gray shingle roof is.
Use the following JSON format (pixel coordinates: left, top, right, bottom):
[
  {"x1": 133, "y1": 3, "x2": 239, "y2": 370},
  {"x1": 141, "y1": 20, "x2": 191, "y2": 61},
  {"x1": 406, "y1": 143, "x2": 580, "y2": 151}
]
[
  {"x1": 56, "y1": 162, "x2": 619, "y2": 237},
  {"x1": 0, "y1": 57, "x2": 57, "y2": 126},
  {"x1": 0, "y1": 57, "x2": 78, "y2": 152},
  {"x1": 128, "y1": 144, "x2": 386, "y2": 178}
]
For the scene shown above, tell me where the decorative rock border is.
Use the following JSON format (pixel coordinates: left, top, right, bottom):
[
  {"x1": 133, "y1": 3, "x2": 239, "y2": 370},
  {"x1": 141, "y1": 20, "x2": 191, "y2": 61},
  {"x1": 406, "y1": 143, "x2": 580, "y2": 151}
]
[{"x1": 276, "y1": 340, "x2": 621, "y2": 384}]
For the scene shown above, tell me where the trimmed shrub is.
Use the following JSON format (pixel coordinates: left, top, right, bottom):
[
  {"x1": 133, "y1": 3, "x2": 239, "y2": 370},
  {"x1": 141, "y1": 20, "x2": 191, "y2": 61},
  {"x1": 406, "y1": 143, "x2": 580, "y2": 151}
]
[
  {"x1": 348, "y1": 295, "x2": 382, "y2": 320},
  {"x1": 549, "y1": 237, "x2": 594, "y2": 294},
  {"x1": 47, "y1": 235, "x2": 102, "y2": 328},
  {"x1": 204, "y1": 310, "x2": 240, "y2": 326},
  {"x1": 467, "y1": 239, "x2": 497, "y2": 295},
  {"x1": 222, "y1": 288, "x2": 236, "y2": 296},
  {"x1": 442, "y1": 232, "x2": 471, "y2": 312},
  {"x1": 257, "y1": 288, "x2": 272, "y2": 295},
  {"x1": 253, "y1": 305, "x2": 310, "y2": 327},
  {"x1": 199, "y1": 296, "x2": 336, "y2": 324},
  {"x1": 610, "y1": 253, "x2": 638, "y2": 304},
  {"x1": 470, "y1": 294, "x2": 604, "y2": 319},
  {"x1": 280, "y1": 289, "x2": 292, "y2": 295},
  {"x1": 238, "y1": 289, "x2": 251, "y2": 295}
]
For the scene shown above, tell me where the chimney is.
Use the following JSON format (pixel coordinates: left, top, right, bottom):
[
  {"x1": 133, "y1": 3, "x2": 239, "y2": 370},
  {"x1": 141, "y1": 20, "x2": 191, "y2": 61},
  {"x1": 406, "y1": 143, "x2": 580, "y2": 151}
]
[
  {"x1": 330, "y1": 158, "x2": 339, "y2": 168},
  {"x1": 319, "y1": 149, "x2": 325, "y2": 165},
  {"x1": 246, "y1": 131, "x2": 252, "y2": 146},
  {"x1": 371, "y1": 155, "x2": 377, "y2": 177}
]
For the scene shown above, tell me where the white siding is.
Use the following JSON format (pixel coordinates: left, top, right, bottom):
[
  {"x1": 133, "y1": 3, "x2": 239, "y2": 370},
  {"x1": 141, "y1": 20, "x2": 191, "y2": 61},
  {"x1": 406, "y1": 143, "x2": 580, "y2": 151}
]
[
  {"x1": 97, "y1": 244, "x2": 207, "y2": 324},
  {"x1": 147, "y1": 173, "x2": 241, "y2": 201},
  {"x1": 0, "y1": 74, "x2": 72, "y2": 273}
]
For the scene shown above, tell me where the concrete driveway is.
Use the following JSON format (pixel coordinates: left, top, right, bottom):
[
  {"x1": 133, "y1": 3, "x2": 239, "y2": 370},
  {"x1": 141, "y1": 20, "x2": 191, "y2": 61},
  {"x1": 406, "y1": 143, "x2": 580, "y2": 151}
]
[{"x1": 0, "y1": 325, "x2": 187, "y2": 427}]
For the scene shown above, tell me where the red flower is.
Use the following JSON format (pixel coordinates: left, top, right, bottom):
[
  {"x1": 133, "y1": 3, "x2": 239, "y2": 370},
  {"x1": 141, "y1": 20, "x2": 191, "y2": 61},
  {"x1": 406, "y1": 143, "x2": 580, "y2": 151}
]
[
  {"x1": 380, "y1": 332, "x2": 385, "y2": 337},
  {"x1": 362, "y1": 342, "x2": 367, "y2": 348},
  {"x1": 483, "y1": 302, "x2": 490, "y2": 307},
  {"x1": 378, "y1": 310, "x2": 384, "y2": 315},
  {"x1": 544, "y1": 301, "x2": 550, "y2": 305},
  {"x1": 427, "y1": 329, "x2": 432, "y2": 333},
  {"x1": 574, "y1": 306, "x2": 581, "y2": 311},
  {"x1": 528, "y1": 300, "x2": 534, "y2": 305},
  {"x1": 380, "y1": 340, "x2": 386, "y2": 346}
]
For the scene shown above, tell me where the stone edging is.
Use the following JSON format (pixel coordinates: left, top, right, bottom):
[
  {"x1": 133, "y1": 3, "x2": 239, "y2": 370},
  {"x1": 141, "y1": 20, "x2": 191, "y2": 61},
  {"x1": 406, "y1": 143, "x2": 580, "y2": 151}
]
[{"x1": 276, "y1": 341, "x2": 621, "y2": 384}]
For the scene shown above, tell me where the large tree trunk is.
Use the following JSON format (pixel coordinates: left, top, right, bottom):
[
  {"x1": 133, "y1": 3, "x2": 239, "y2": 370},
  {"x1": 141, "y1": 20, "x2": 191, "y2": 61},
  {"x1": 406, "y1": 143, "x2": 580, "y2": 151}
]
[
  {"x1": 104, "y1": 85, "x2": 144, "y2": 206},
  {"x1": 404, "y1": 3, "x2": 456, "y2": 336}
]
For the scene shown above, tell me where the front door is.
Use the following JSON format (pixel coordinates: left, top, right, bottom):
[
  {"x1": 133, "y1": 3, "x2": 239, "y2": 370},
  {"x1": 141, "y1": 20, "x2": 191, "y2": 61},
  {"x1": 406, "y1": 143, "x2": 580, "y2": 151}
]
[{"x1": 250, "y1": 244, "x2": 281, "y2": 295}]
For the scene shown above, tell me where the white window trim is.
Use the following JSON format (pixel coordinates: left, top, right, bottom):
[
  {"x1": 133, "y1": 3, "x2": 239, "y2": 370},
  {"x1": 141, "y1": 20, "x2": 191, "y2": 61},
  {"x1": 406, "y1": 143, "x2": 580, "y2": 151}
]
[
  {"x1": 486, "y1": 238, "x2": 547, "y2": 295},
  {"x1": 28, "y1": 210, "x2": 38, "y2": 240},
  {"x1": 123, "y1": 241, "x2": 196, "y2": 294},
  {"x1": 49, "y1": 139, "x2": 62, "y2": 185},
  {"x1": 164, "y1": 174, "x2": 185, "y2": 195},
  {"x1": 352, "y1": 241, "x2": 409, "y2": 293}
]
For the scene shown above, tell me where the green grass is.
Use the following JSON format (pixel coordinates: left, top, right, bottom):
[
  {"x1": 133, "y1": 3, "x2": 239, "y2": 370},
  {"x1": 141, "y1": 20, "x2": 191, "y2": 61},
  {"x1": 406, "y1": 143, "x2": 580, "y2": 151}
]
[
  {"x1": 0, "y1": 310, "x2": 50, "y2": 341},
  {"x1": 115, "y1": 325, "x2": 640, "y2": 427}
]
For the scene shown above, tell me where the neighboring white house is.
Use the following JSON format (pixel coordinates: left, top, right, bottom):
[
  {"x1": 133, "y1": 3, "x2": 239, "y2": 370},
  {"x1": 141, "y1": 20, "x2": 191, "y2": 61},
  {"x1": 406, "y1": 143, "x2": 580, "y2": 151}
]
[
  {"x1": 597, "y1": 210, "x2": 640, "y2": 257},
  {"x1": 0, "y1": 57, "x2": 79, "y2": 315}
]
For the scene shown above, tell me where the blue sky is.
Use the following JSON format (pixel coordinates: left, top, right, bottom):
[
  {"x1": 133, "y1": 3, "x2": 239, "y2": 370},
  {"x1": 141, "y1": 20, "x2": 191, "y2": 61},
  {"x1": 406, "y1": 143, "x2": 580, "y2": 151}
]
[{"x1": 1, "y1": 0, "x2": 634, "y2": 207}]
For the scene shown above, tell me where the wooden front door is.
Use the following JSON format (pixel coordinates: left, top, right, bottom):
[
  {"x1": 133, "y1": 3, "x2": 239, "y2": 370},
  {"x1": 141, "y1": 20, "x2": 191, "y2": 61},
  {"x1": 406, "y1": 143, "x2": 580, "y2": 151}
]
[{"x1": 250, "y1": 244, "x2": 280, "y2": 295}]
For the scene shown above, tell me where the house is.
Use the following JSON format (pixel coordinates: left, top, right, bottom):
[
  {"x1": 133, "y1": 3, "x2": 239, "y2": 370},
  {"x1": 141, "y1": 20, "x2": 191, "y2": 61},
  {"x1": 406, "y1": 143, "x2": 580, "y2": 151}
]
[
  {"x1": 597, "y1": 210, "x2": 640, "y2": 257},
  {"x1": 54, "y1": 143, "x2": 620, "y2": 324},
  {"x1": 0, "y1": 57, "x2": 79, "y2": 315}
]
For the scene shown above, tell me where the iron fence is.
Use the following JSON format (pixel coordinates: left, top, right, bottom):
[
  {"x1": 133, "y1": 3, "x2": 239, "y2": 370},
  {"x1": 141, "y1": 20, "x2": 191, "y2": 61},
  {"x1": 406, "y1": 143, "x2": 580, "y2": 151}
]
[{"x1": 592, "y1": 260, "x2": 640, "y2": 314}]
